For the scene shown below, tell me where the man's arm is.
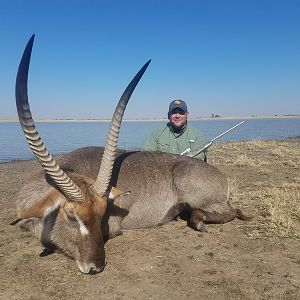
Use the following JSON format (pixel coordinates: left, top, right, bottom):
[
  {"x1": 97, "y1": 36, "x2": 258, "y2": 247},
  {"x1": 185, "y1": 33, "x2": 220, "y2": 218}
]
[
  {"x1": 143, "y1": 129, "x2": 159, "y2": 151},
  {"x1": 189, "y1": 128, "x2": 206, "y2": 160}
]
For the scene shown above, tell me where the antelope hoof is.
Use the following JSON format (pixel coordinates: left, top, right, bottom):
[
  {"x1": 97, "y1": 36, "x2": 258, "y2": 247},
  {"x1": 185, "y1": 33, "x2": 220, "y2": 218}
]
[
  {"x1": 39, "y1": 248, "x2": 55, "y2": 257},
  {"x1": 198, "y1": 222, "x2": 207, "y2": 232}
]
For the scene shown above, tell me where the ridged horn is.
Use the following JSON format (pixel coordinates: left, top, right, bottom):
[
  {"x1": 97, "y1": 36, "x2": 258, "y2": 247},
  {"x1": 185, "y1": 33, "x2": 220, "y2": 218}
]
[
  {"x1": 15, "y1": 35, "x2": 85, "y2": 202},
  {"x1": 93, "y1": 60, "x2": 151, "y2": 195}
]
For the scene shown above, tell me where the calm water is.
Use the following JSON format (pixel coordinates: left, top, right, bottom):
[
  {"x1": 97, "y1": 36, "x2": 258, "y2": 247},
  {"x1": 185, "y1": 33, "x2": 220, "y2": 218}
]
[{"x1": 1, "y1": 118, "x2": 300, "y2": 163}]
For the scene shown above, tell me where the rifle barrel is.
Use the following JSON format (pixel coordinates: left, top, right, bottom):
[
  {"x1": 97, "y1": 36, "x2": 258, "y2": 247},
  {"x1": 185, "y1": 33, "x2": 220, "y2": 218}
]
[
  {"x1": 211, "y1": 121, "x2": 244, "y2": 142},
  {"x1": 188, "y1": 120, "x2": 244, "y2": 158}
]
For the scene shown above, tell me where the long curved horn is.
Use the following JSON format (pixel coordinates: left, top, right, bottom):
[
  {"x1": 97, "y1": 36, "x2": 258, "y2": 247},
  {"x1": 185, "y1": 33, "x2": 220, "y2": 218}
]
[
  {"x1": 16, "y1": 35, "x2": 85, "y2": 202},
  {"x1": 93, "y1": 60, "x2": 151, "y2": 195}
]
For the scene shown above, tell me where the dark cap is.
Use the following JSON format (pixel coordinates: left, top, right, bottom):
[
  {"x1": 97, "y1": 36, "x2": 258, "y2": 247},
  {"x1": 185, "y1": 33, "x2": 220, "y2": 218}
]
[{"x1": 168, "y1": 99, "x2": 188, "y2": 113}]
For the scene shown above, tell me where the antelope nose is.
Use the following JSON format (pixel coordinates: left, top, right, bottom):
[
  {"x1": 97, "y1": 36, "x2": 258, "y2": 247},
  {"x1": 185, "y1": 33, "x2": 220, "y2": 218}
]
[
  {"x1": 76, "y1": 259, "x2": 106, "y2": 274},
  {"x1": 89, "y1": 263, "x2": 105, "y2": 274}
]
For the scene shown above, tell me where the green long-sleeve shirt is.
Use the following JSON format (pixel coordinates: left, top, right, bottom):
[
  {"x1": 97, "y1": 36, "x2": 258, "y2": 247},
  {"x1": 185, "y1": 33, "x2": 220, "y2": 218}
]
[{"x1": 143, "y1": 123, "x2": 206, "y2": 159}]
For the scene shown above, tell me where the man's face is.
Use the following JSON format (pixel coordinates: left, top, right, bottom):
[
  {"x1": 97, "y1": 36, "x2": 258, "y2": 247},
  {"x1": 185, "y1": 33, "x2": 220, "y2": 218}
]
[{"x1": 168, "y1": 108, "x2": 188, "y2": 129}]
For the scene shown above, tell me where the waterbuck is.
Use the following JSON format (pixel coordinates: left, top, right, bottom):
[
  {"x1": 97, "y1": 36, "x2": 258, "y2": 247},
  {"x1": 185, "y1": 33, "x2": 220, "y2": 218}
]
[{"x1": 12, "y1": 35, "x2": 249, "y2": 274}]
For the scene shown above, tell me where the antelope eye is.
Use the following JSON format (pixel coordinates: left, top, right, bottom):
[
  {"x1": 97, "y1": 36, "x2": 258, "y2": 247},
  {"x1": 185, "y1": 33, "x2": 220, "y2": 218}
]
[{"x1": 67, "y1": 213, "x2": 78, "y2": 223}]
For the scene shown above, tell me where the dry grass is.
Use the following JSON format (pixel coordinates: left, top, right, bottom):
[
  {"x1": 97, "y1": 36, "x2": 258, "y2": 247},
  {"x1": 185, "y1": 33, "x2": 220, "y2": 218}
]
[
  {"x1": 246, "y1": 184, "x2": 300, "y2": 238},
  {"x1": 212, "y1": 138, "x2": 300, "y2": 238}
]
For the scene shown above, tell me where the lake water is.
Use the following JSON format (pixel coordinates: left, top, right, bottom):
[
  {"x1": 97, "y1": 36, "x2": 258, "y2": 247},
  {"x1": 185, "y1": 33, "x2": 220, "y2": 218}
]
[{"x1": 1, "y1": 118, "x2": 300, "y2": 163}]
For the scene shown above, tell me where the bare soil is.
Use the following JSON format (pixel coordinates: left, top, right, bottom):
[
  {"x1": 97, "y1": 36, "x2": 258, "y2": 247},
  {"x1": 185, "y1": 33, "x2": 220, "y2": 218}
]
[{"x1": 0, "y1": 139, "x2": 299, "y2": 300}]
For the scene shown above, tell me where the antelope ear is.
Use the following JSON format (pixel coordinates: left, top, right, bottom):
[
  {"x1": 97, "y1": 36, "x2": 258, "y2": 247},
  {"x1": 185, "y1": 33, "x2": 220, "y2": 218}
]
[
  {"x1": 10, "y1": 191, "x2": 62, "y2": 225},
  {"x1": 108, "y1": 187, "x2": 131, "y2": 200},
  {"x1": 10, "y1": 218, "x2": 24, "y2": 225}
]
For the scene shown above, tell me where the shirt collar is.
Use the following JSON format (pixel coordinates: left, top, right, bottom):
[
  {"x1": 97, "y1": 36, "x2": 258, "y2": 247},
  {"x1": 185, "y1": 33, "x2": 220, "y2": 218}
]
[{"x1": 168, "y1": 122, "x2": 187, "y2": 135}]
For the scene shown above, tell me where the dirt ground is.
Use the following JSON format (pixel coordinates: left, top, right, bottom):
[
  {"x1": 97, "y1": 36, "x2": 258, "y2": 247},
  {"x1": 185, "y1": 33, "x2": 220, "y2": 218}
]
[{"x1": 0, "y1": 139, "x2": 299, "y2": 300}]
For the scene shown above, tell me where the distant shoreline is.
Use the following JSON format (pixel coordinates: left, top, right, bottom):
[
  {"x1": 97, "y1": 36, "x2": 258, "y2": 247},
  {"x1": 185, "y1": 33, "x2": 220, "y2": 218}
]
[{"x1": 1, "y1": 115, "x2": 300, "y2": 123}]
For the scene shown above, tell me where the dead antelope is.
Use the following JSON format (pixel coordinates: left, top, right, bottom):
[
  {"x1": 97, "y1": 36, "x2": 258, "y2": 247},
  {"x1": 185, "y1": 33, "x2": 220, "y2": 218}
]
[{"x1": 13, "y1": 35, "x2": 249, "y2": 274}]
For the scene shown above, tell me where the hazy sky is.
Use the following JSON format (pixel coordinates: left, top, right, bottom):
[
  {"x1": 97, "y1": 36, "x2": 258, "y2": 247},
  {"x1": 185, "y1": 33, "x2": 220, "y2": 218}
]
[{"x1": 1, "y1": 0, "x2": 299, "y2": 119}]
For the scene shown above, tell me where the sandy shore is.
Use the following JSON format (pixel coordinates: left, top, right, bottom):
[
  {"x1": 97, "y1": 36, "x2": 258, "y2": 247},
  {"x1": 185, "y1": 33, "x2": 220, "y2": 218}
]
[{"x1": 1, "y1": 115, "x2": 300, "y2": 123}]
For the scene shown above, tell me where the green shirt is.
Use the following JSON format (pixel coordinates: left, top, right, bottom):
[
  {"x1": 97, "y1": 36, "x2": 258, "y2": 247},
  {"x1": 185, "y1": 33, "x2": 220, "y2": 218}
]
[{"x1": 143, "y1": 122, "x2": 206, "y2": 159}]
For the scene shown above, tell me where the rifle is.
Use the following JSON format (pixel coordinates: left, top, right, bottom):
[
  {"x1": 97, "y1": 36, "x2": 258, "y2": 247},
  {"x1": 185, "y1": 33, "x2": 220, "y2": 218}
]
[{"x1": 180, "y1": 121, "x2": 244, "y2": 158}]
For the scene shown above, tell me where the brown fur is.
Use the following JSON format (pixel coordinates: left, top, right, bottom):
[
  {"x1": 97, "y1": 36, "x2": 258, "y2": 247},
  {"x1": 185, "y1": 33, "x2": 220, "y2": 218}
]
[{"x1": 14, "y1": 146, "x2": 249, "y2": 273}]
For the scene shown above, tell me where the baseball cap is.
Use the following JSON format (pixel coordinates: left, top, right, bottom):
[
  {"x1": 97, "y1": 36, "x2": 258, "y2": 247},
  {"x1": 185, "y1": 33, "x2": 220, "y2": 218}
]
[{"x1": 168, "y1": 99, "x2": 188, "y2": 113}]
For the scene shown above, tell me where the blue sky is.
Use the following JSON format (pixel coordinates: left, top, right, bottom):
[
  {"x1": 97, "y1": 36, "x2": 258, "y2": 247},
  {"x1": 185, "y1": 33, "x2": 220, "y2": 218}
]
[{"x1": 0, "y1": 0, "x2": 299, "y2": 119}]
